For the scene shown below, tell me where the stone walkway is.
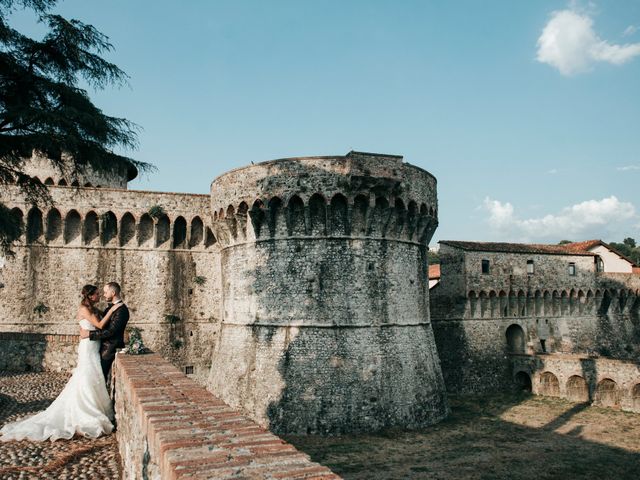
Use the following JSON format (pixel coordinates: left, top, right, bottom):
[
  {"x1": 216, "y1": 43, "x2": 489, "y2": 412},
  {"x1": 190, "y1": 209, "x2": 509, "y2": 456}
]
[{"x1": 0, "y1": 371, "x2": 121, "y2": 480}]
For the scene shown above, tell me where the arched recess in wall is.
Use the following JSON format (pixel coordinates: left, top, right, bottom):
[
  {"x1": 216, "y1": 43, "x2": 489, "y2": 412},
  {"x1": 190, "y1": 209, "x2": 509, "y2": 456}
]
[
  {"x1": 58, "y1": 179, "x2": 67, "y2": 186},
  {"x1": 287, "y1": 195, "x2": 306, "y2": 236},
  {"x1": 566, "y1": 375, "x2": 589, "y2": 403},
  {"x1": 514, "y1": 371, "x2": 532, "y2": 392},
  {"x1": 499, "y1": 291, "x2": 508, "y2": 317},
  {"x1": 173, "y1": 216, "x2": 187, "y2": 248},
  {"x1": 370, "y1": 196, "x2": 390, "y2": 237},
  {"x1": 71, "y1": 179, "x2": 80, "y2": 187},
  {"x1": 406, "y1": 201, "x2": 418, "y2": 240},
  {"x1": 137, "y1": 214, "x2": 153, "y2": 247},
  {"x1": 155, "y1": 214, "x2": 170, "y2": 247},
  {"x1": 249, "y1": 200, "x2": 266, "y2": 239},
  {"x1": 539, "y1": 372, "x2": 560, "y2": 397},
  {"x1": 517, "y1": 290, "x2": 526, "y2": 316},
  {"x1": 9, "y1": 208, "x2": 24, "y2": 239},
  {"x1": 534, "y1": 290, "x2": 543, "y2": 316},
  {"x1": 44, "y1": 177, "x2": 54, "y2": 185},
  {"x1": 468, "y1": 291, "x2": 478, "y2": 318},
  {"x1": 84, "y1": 182, "x2": 93, "y2": 187},
  {"x1": 119, "y1": 213, "x2": 136, "y2": 247},
  {"x1": 352, "y1": 195, "x2": 369, "y2": 236},
  {"x1": 26, "y1": 207, "x2": 43, "y2": 243},
  {"x1": 225, "y1": 205, "x2": 237, "y2": 240},
  {"x1": 392, "y1": 199, "x2": 406, "y2": 238},
  {"x1": 64, "y1": 210, "x2": 82, "y2": 244},
  {"x1": 308, "y1": 193, "x2": 327, "y2": 236},
  {"x1": 505, "y1": 324, "x2": 526, "y2": 353},
  {"x1": 479, "y1": 291, "x2": 489, "y2": 318},
  {"x1": 329, "y1": 194, "x2": 348, "y2": 236},
  {"x1": 101, "y1": 211, "x2": 118, "y2": 245},
  {"x1": 204, "y1": 226, "x2": 216, "y2": 248},
  {"x1": 267, "y1": 197, "x2": 283, "y2": 238},
  {"x1": 595, "y1": 378, "x2": 619, "y2": 407},
  {"x1": 83, "y1": 211, "x2": 99, "y2": 245},
  {"x1": 45, "y1": 208, "x2": 62, "y2": 243},
  {"x1": 189, "y1": 216, "x2": 204, "y2": 248},
  {"x1": 489, "y1": 291, "x2": 497, "y2": 317}
]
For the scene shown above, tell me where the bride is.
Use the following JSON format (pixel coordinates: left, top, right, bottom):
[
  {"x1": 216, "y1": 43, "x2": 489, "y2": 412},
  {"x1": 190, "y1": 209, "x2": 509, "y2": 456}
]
[{"x1": 0, "y1": 284, "x2": 123, "y2": 442}]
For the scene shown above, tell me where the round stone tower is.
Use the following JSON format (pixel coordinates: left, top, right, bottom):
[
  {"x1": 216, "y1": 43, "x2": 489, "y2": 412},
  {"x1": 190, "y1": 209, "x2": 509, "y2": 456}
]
[{"x1": 208, "y1": 151, "x2": 448, "y2": 434}]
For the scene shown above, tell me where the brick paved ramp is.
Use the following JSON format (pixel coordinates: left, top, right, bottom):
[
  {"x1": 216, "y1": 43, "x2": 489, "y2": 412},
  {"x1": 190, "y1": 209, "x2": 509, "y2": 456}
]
[
  {"x1": 0, "y1": 371, "x2": 121, "y2": 479},
  {"x1": 114, "y1": 353, "x2": 341, "y2": 479}
]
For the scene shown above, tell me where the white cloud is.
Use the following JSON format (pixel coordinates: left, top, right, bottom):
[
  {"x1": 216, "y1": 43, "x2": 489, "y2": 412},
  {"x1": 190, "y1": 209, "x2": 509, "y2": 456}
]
[
  {"x1": 623, "y1": 25, "x2": 638, "y2": 37},
  {"x1": 536, "y1": 9, "x2": 640, "y2": 75},
  {"x1": 547, "y1": 168, "x2": 558, "y2": 174},
  {"x1": 617, "y1": 165, "x2": 640, "y2": 171},
  {"x1": 482, "y1": 196, "x2": 637, "y2": 241}
]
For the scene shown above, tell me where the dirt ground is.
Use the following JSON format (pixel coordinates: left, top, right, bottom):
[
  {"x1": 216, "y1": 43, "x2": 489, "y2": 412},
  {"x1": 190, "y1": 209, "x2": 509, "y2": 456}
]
[{"x1": 285, "y1": 393, "x2": 640, "y2": 480}]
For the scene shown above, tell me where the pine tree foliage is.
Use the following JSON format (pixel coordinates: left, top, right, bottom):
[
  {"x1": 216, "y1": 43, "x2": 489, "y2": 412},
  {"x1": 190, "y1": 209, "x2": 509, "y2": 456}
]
[{"x1": 0, "y1": 0, "x2": 152, "y2": 254}]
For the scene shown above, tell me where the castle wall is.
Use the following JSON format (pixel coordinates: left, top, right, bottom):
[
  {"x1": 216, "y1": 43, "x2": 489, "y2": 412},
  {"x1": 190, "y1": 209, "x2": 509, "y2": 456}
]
[
  {"x1": 207, "y1": 152, "x2": 448, "y2": 434},
  {"x1": 0, "y1": 185, "x2": 221, "y2": 379},
  {"x1": 431, "y1": 245, "x2": 640, "y2": 394}
]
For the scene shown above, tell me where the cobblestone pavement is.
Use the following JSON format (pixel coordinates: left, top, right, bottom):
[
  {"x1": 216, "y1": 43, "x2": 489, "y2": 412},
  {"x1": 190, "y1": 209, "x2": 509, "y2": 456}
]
[{"x1": 0, "y1": 371, "x2": 121, "y2": 480}]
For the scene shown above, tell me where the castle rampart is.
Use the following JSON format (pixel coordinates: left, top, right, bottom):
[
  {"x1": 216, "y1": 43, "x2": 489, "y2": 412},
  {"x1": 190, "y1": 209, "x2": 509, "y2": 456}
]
[
  {"x1": 431, "y1": 242, "x2": 640, "y2": 394},
  {"x1": 0, "y1": 184, "x2": 221, "y2": 379}
]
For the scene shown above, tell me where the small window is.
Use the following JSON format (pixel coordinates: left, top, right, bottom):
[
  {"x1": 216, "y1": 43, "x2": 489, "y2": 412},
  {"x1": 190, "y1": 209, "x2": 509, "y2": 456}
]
[
  {"x1": 481, "y1": 259, "x2": 490, "y2": 274},
  {"x1": 595, "y1": 256, "x2": 604, "y2": 273},
  {"x1": 568, "y1": 263, "x2": 576, "y2": 276},
  {"x1": 185, "y1": 366, "x2": 194, "y2": 375},
  {"x1": 527, "y1": 260, "x2": 534, "y2": 274}
]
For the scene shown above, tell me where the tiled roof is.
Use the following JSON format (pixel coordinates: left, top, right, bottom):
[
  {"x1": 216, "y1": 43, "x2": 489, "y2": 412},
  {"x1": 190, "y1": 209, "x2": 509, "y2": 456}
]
[
  {"x1": 438, "y1": 240, "x2": 596, "y2": 256},
  {"x1": 429, "y1": 264, "x2": 441, "y2": 279},
  {"x1": 561, "y1": 240, "x2": 638, "y2": 266}
]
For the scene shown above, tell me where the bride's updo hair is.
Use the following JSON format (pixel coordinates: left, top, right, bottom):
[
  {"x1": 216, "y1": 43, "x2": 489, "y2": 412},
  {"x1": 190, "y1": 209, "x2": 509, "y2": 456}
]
[{"x1": 80, "y1": 284, "x2": 98, "y2": 308}]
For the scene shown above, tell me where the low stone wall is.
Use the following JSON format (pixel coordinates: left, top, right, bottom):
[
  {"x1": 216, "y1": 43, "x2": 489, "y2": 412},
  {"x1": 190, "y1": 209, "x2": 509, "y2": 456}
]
[
  {"x1": 511, "y1": 353, "x2": 640, "y2": 413},
  {"x1": 113, "y1": 353, "x2": 341, "y2": 479},
  {"x1": 0, "y1": 332, "x2": 78, "y2": 372}
]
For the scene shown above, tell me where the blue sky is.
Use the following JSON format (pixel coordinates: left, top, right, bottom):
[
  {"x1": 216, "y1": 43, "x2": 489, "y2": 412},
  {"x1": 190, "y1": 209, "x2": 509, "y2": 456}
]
[{"x1": 10, "y1": 0, "x2": 640, "y2": 245}]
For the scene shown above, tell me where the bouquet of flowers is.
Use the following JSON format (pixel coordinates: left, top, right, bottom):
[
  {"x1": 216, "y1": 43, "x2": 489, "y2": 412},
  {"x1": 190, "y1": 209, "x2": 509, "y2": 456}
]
[{"x1": 124, "y1": 326, "x2": 150, "y2": 355}]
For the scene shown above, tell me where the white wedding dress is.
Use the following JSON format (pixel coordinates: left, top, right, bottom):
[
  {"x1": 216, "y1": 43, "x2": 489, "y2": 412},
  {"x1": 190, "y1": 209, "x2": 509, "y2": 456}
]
[{"x1": 0, "y1": 319, "x2": 114, "y2": 442}]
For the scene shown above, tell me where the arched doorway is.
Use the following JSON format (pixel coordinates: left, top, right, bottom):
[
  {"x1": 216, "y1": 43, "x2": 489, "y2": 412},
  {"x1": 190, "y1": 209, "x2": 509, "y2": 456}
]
[
  {"x1": 514, "y1": 371, "x2": 532, "y2": 393},
  {"x1": 566, "y1": 375, "x2": 589, "y2": 403},
  {"x1": 538, "y1": 371, "x2": 560, "y2": 397},
  {"x1": 506, "y1": 324, "x2": 525, "y2": 353}
]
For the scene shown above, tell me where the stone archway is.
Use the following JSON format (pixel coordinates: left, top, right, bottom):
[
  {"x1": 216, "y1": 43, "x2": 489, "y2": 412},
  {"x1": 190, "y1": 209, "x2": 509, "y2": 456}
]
[
  {"x1": 566, "y1": 375, "x2": 589, "y2": 403},
  {"x1": 506, "y1": 324, "x2": 525, "y2": 353},
  {"x1": 514, "y1": 371, "x2": 532, "y2": 392},
  {"x1": 595, "y1": 379, "x2": 620, "y2": 407},
  {"x1": 538, "y1": 371, "x2": 560, "y2": 397}
]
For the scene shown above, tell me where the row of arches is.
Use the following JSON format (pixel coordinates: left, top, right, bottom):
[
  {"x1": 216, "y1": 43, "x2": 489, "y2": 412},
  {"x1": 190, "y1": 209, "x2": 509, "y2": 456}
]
[
  {"x1": 468, "y1": 288, "x2": 639, "y2": 319},
  {"x1": 529, "y1": 371, "x2": 640, "y2": 408},
  {"x1": 9, "y1": 207, "x2": 216, "y2": 250},
  {"x1": 212, "y1": 193, "x2": 438, "y2": 245}
]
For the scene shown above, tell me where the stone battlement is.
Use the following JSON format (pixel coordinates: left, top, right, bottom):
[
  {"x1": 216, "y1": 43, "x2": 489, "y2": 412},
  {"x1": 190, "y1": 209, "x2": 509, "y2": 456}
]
[
  {"x1": 114, "y1": 353, "x2": 340, "y2": 480},
  {"x1": 210, "y1": 151, "x2": 438, "y2": 247}
]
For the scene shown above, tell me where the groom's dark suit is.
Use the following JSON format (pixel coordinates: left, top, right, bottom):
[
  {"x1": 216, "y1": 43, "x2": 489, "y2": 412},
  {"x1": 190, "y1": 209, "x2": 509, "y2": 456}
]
[{"x1": 90, "y1": 301, "x2": 129, "y2": 381}]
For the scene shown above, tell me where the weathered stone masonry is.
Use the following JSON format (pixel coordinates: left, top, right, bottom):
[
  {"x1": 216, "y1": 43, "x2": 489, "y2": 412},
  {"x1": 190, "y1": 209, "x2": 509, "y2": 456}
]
[
  {"x1": 1, "y1": 151, "x2": 449, "y2": 436},
  {"x1": 207, "y1": 152, "x2": 449, "y2": 434}
]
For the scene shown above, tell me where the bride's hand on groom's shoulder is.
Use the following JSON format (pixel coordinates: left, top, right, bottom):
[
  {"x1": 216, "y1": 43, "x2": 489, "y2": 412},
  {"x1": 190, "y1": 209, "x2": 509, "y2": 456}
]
[{"x1": 109, "y1": 303, "x2": 124, "y2": 313}]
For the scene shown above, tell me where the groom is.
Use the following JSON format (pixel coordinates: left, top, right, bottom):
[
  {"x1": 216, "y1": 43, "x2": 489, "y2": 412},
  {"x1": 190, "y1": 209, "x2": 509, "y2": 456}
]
[{"x1": 80, "y1": 281, "x2": 130, "y2": 382}]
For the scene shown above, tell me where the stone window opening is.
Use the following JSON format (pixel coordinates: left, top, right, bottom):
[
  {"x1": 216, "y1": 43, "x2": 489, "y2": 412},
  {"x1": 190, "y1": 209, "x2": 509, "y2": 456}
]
[
  {"x1": 527, "y1": 260, "x2": 534, "y2": 274},
  {"x1": 185, "y1": 366, "x2": 194, "y2": 375},
  {"x1": 505, "y1": 324, "x2": 525, "y2": 353},
  {"x1": 568, "y1": 262, "x2": 576, "y2": 276},
  {"x1": 481, "y1": 259, "x2": 490, "y2": 274},
  {"x1": 594, "y1": 256, "x2": 604, "y2": 273}
]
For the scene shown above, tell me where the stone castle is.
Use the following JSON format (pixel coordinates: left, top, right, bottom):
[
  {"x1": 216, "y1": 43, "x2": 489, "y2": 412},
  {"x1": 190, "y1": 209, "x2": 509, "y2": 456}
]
[
  {"x1": 2, "y1": 151, "x2": 639, "y2": 435},
  {"x1": 0, "y1": 151, "x2": 449, "y2": 434}
]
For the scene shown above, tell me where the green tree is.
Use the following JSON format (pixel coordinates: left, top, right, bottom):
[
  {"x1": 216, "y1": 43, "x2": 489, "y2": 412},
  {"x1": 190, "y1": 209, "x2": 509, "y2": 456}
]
[
  {"x1": 0, "y1": 0, "x2": 152, "y2": 253},
  {"x1": 558, "y1": 240, "x2": 573, "y2": 245}
]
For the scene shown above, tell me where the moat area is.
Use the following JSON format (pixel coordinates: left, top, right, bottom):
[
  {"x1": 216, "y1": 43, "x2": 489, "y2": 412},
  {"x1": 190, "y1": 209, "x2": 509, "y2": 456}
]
[{"x1": 286, "y1": 392, "x2": 640, "y2": 480}]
